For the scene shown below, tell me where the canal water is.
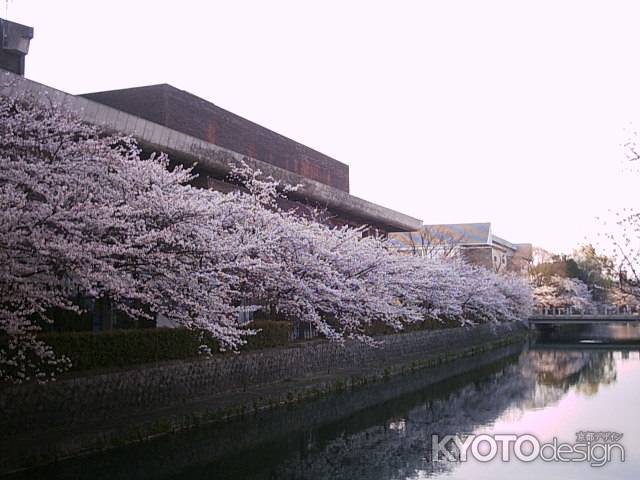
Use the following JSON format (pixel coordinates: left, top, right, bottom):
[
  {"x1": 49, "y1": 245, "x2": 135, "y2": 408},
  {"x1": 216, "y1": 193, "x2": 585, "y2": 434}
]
[{"x1": 12, "y1": 324, "x2": 640, "y2": 479}]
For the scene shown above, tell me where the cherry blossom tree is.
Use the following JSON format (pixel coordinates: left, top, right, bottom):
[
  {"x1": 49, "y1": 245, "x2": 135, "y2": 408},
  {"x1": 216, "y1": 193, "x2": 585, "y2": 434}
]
[
  {"x1": 532, "y1": 276, "x2": 594, "y2": 313},
  {"x1": 0, "y1": 93, "x2": 252, "y2": 382},
  {"x1": 395, "y1": 258, "x2": 531, "y2": 326},
  {"x1": 0, "y1": 91, "x2": 533, "y2": 383},
  {"x1": 218, "y1": 167, "x2": 428, "y2": 341},
  {"x1": 607, "y1": 286, "x2": 640, "y2": 312},
  {"x1": 220, "y1": 176, "x2": 533, "y2": 338}
]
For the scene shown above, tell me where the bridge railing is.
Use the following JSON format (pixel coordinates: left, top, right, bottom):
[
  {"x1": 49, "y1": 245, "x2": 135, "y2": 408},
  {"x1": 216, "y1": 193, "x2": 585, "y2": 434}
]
[{"x1": 533, "y1": 305, "x2": 640, "y2": 316}]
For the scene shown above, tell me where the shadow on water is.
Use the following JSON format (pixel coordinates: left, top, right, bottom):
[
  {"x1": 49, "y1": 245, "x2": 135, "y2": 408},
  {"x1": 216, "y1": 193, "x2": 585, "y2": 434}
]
[{"x1": 8, "y1": 324, "x2": 640, "y2": 480}]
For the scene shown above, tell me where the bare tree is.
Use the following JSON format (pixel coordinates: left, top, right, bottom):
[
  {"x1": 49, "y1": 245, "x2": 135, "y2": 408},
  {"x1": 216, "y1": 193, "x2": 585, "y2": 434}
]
[
  {"x1": 532, "y1": 246, "x2": 556, "y2": 266},
  {"x1": 604, "y1": 132, "x2": 640, "y2": 293},
  {"x1": 405, "y1": 225, "x2": 466, "y2": 260}
]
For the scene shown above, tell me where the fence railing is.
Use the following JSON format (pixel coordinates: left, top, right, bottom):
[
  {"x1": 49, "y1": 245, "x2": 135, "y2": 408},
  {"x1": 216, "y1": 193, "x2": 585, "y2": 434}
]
[
  {"x1": 534, "y1": 305, "x2": 640, "y2": 316},
  {"x1": 290, "y1": 320, "x2": 319, "y2": 341}
]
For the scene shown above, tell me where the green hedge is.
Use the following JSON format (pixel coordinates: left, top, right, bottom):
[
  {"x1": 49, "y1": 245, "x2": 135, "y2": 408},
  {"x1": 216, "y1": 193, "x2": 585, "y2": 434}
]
[
  {"x1": 39, "y1": 320, "x2": 291, "y2": 373},
  {"x1": 243, "y1": 320, "x2": 292, "y2": 350},
  {"x1": 34, "y1": 317, "x2": 462, "y2": 374},
  {"x1": 365, "y1": 316, "x2": 461, "y2": 336},
  {"x1": 40, "y1": 328, "x2": 199, "y2": 371}
]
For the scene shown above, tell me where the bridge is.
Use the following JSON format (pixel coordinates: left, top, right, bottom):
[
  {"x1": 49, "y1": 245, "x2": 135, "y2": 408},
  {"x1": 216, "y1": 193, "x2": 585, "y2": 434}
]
[
  {"x1": 527, "y1": 306, "x2": 640, "y2": 326},
  {"x1": 529, "y1": 341, "x2": 640, "y2": 351}
]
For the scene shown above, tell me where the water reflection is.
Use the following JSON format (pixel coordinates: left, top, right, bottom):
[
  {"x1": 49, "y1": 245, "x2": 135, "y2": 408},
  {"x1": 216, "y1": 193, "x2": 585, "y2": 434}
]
[
  {"x1": 444, "y1": 325, "x2": 640, "y2": 480},
  {"x1": 530, "y1": 350, "x2": 616, "y2": 395},
  {"x1": 518, "y1": 349, "x2": 617, "y2": 410},
  {"x1": 12, "y1": 324, "x2": 640, "y2": 480},
  {"x1": 268, "y1": 346, "x2": 624, "y2": 479}
]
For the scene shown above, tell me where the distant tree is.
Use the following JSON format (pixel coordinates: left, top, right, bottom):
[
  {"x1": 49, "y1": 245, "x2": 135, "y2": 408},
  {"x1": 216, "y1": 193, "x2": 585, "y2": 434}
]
[
  {"x1": 570, "y1": 245, "x2": 615, "y2": 289},
  {"x1": 529, "y1": 256, "x2": 569, "y2": 280},
  {"x1": 530, "y1": 244, "x2": 615, "y2": 306},
  {"x1": 607, "y1": 286, "x2": 640, "y2": 311},
  {"x1": 531, "y1": 246, "x2": 555, "y2": 266},
  {"x1": 603, "y1": 132, "x2": 640, "y2": 293},
  {"x1": 533, "y1": 276, "x2": 594, "y2": 313}
]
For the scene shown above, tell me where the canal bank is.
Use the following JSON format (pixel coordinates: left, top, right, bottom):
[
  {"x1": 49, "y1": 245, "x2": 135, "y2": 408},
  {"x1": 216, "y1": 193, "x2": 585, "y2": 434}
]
[{"x1": 0, "y1": 322, "x2": 529, "y2": 475}]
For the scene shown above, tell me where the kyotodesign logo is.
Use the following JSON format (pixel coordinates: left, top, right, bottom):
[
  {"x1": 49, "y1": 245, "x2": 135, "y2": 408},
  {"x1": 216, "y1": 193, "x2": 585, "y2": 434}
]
[{"x1": 431, "y1": 431, "x2": 624, "y2": 467}]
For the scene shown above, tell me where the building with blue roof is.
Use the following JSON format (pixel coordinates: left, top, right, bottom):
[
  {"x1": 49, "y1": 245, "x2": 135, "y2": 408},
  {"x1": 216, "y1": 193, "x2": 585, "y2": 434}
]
[{"x1": 388, "y1": 223, "x2": 532, "y2": 273}]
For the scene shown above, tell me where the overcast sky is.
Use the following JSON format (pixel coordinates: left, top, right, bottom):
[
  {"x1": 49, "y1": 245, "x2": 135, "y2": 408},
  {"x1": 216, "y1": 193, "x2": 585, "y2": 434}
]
[{"x1": 6, "y1": 1, "x2": 640, "y2": 254}]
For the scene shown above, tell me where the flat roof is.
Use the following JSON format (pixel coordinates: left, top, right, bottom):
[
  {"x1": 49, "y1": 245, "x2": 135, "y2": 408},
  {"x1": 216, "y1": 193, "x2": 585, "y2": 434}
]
[
  {"x1": 1, "y1": 69, "x2": 422, "y2": 231},
  {"x1": 82, "y1": 84, "x2": 351, "y2": 193}
]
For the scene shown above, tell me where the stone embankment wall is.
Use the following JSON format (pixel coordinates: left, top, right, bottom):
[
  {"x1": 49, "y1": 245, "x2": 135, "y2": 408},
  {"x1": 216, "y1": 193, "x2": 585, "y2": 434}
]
[
  {"x1": 0, "y1": 323, "x2": 523, "y2": 435},
  {"x1": 0, "y1": 322, "x2": 527, "y2": 474}
]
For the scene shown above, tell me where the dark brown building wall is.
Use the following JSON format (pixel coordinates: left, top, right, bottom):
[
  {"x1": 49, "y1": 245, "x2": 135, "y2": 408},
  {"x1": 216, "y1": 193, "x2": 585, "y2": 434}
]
[
  {"x1": 461, "y1": 246, "x2": 494, "y2": 270},
  {"x1": 193, "y1": 173, "x2": 392, "y2": 235},
  {"x1": 82, "y1": 84, "x2": 350, "y2": 192}
]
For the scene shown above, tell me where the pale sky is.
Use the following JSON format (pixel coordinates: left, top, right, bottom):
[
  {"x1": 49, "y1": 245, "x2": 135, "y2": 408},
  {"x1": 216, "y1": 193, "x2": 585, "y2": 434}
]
[{"x1": 5, "y1": 0, "x2": 640, "y2": 254}]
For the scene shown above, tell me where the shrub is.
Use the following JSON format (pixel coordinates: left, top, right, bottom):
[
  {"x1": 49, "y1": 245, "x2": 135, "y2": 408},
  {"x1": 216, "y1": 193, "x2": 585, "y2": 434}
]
[
  {"x1": 40, "y1": 328, "x2": 200, "y2": 371},
  {"x1": 39, "y1": 320, "x2": 292, "y2": 373},
  {"x1": 365, "y1": 317, "x2": 461, "y2": 336},
  {"x1": 243, "y1": 320, "x2": 292, "y2": 349}
]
